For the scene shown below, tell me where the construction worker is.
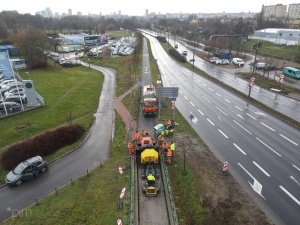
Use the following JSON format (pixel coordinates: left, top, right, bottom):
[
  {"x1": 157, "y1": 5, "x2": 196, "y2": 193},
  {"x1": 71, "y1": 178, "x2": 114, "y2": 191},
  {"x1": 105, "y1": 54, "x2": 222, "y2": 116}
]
[
  {"x1": 170, "y1": 141, "x2": 175, "y2": 157},
  {"x1": 162, "y1": 141, "x2": 169, "y2": 154},
  {"x1": 167, "y1": 147, "x2": 172, "y2": 164},
  {"x1": 135, "y1": 131, "x2": 141, "y2": 143},
  {"x1": 165, "y1": 119, "x2": 172, "y2": 129},
  {"x1": 158, "y1": 135, "x2": 164, "y2": 147},
  {"x1": 127, "y1": 141, "x2": 135, "y2": 155},
  {"x1": 141, "y1": 129, "x2": 147, "y2": 137},
  {"x1": 147, "y1": 174, "x2": 155, "y2": 186}
]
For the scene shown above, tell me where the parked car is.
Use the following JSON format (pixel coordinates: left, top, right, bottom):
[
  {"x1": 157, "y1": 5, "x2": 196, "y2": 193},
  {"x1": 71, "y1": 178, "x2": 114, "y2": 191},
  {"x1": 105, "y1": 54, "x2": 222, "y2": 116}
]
[
  {"x1": 210, "y1": 57, "x2": 219, "y2": 63},
  {"x1": 5, "y1": 94, "x2": 27, "y2": 104},
  {"x1": 5, "y1": 156, "x2": 48, "y2": 186},
  {"x1": 256, "y1": 62, "x2": 266, "y2": 70},
  {"x1": 0, "y1": 101, "x2": 22, "y2": 113},
  {"x1": 216, "y1": 59, "x2": 230, "y2": 65},
  {"x1": 1, "y1": 82, "x2": 23, "y2": 94},
  {"x1": 232, "y1": 58, "x2": 245, "y2": 66},
  {"x1": 263, "y1": 64, "x2": 277, "y2": 71},
  {"x1": 0, "y1": 79, "x2": 16, "y2": 89},
  {"x1": 4, "y1": 88, "x2": 26, "y2": 98}
]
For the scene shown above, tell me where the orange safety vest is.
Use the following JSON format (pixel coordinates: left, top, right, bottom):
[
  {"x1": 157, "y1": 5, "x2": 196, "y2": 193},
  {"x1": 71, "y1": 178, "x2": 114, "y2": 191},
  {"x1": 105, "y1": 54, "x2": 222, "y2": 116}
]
[
  {"x1": 167, "y1": 149, "x2": 172, "y2": 157},
  {"x1": 128, "y1": 142, "x2": 133, "y2": 149},
  {"x1": 162, "y1": 143, "x2": 169, "y2": 149},
  {"x1": 135, "y1": 132, "x2": 141, "y2": 142},
  {"x1": 158, "y1": 136, "x2": 164, "y2": 142}
]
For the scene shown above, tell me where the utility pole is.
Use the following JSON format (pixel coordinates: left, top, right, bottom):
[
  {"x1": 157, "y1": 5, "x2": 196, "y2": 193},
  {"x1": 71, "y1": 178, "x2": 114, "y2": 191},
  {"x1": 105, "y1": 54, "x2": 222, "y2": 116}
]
[{"x1": 252, "y1": 42, "x2": 259, "y2": 75}]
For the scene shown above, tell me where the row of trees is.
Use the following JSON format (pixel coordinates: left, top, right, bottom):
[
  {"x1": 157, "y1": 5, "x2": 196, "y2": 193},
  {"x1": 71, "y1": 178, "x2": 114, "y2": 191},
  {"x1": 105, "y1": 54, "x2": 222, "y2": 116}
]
[{"x1": 0, "y1": 10, "x2": 292, "y2": 68}]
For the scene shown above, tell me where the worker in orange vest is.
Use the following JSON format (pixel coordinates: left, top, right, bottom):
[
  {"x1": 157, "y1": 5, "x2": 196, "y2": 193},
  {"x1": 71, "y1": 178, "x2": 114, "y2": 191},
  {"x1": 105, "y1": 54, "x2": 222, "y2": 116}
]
[
  {"x1": 127, "y1": 141, "x2": 135, "y2": 155},
  {"x1": 158, "y1": 135, "x2": 164, "y2": 147},
  {"x1": 167, "y1": 147, "x2": 172, "y2": 164},
  {"x1": 135, "y1": 131, "x2": 141, "y2": 143},
  {"x1": 162, "y1": 142, "x2": 169, "y2": 154},
  {"x1": 165, "y1": 119, "x2": 172, "y2": 129},
  {"x1": 141, "y1": 130, "x2": 147, "y2": 137}
]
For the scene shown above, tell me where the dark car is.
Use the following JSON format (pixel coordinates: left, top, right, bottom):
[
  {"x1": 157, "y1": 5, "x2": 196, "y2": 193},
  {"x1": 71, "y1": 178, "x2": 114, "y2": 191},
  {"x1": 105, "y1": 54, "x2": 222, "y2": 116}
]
[
  {"x1": 0, "y1": 102, "x2": 22, "y2": 113},
  {"x1": 263, "y1": 64, "x2": 277, "y2": 71},
  {"x1": 5, "y1": 156, "x2": 48, "y2": 186}
]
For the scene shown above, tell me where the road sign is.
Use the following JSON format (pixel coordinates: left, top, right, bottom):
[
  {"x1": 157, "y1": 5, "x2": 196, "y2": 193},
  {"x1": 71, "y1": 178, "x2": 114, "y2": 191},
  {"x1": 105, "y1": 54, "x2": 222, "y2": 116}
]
[
  {"x1": 158, "y1": 102, "x2": 162, "y2": 108},
  {"x1": 280, "y1": 74, "x2": 285, "y2": 79},
  {"x1": 156, "y1": 87, "x2": 179, "y2": 98},
  {"x1": 250, "y1": 77, "x2": 255, "y2": 82},
  {"x1": 165, "y1": 97, "x2": 176, "y2": 101}
]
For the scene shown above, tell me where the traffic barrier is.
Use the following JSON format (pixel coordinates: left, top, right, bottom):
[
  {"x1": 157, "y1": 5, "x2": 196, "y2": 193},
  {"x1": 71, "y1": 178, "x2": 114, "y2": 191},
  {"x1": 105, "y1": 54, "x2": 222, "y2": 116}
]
[
  {"x1": 119, "y1": 167, "x2": 123, "y2": 174},
  {"x1": 120, "y1": 187, "x2": 126, "y2": 199},
  {"x1": 117, "y1": 219, "x2": 122, "y2": 225}
]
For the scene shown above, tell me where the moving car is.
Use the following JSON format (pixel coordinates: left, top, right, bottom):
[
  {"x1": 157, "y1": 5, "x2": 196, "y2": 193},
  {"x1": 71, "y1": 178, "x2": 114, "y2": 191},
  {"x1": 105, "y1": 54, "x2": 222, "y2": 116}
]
[
  {"x1": 5, "y1": 156, "x2": 48, "y2": 186},
  {"x1": 282, "y1": 67, "x2": 300, "y2": 79}
]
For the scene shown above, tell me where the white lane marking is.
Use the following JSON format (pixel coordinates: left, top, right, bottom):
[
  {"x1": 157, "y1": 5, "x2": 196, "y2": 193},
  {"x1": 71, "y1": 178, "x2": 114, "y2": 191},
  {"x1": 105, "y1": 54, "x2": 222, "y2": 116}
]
[
  {"x1": 290, "y1": 176, "x2": 300, "y2": 186},
  {"x1": 203, "y1": 96, "x2": 211, "y2": 103},
  {"x1": 225, "y1": 98, "x2": 231, "y2": 103},
  {"x1": 207, "y1": 118, "x2": 215, "y2": 126},
  {"x1": 215, "y1": 106, "x2": 228, "y2": 116},
  {"x1": 256, "y1": 137, "x2": 281, "y2": 157},
  {"x1": 293, "y1": 165, "x2": 300, "y2": 172},
  {"x1": 279, "y1": 186, "x2": 300, "y2": 206},
  {"x1": 192, "y1": 116, "x2": 198, "y2": 124},
  {"x1": 260, "y1": 122, "x2": 276, "y2": 131},
  {"x1": 235, "y1": 106, "x2": 243, "y2": 111},
  {"x1": 198, "y1": 109, "x2": 204, "y2": 116},
  {"x1": 209, "y1": 88, "x2": 213, "y2": 91},
  {"x1": 233, "y1": 120, "x2": 252, "y2": 135},
  {"x1": 237, "y1": 114, "x2": 244, "y2": 120},
  {"x1": 179, "y1": 90, "x2": 183, "y2": 94},
  {"x1": 216, "y1": 93, "x2": 221, "y2": 97},
  {"x1": 195, "y1": 89, "x2": 201, "y2": 95},
  {"x1": 279, "y1": 134, "x2": 298, "y2": 146},
  {"x1": 233, "y1": 143, "x2": 247, "y2": 155},
  {"x1": 247, "y1": 108, "x2": 256, "y2": 113},
  {"x1": 253, "y1": 161, "x2": 270, "y2": 177},
  {"x1": 184, "y1": 96, "x2": 188, "y2": 100},
  {"x1": 190, "y1": 101, "x2": 195, "y2": 107},
  {"x1": 197, "y1": 79, "x2": 201, "y2": 83},
  {"x1": 238, "y1": 163, "x2": 265, "y2": 199},
  {"x1": 218, "y1": 129, "x2": 228, "y2": 138},
  {"x1": 218, "y1": 116, "x2": 223, "y2": 122},
  {"x1": 202, "y1": 83, "x2": 207, "y2": 87},
  {"x1": 246, "y1": 113, "x2": 257, "y2": 120}
]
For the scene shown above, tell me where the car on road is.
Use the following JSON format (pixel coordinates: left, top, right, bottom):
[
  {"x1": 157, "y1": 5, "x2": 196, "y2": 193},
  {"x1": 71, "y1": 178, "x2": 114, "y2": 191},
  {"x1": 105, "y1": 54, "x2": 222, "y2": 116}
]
[
  {"x1": 182, "y1": 50, "x2": 187, "y2": 56},
  {"x1": 5, "y1": 156, "x2": 48, "y2": 186}
]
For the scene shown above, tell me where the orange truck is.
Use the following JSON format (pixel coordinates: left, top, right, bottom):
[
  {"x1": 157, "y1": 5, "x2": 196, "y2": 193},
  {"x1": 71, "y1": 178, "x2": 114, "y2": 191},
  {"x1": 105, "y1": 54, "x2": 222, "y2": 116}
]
[{"x1": 141, "y1": 85, "x2": 158, "y2": 116}]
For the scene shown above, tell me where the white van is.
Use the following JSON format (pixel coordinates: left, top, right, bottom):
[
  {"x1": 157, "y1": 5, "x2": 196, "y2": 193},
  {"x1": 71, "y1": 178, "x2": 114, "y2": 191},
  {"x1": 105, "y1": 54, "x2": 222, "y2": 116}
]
[{"x1": 232, "y1": 58, "x2": 245, "y2": 66}]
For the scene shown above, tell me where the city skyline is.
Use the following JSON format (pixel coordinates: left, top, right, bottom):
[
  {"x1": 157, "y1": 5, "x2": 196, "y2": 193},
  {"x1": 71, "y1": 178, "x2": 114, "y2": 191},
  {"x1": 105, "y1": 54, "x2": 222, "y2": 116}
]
[{"x1": 1, "y1": 0, "x2": 295, "y2": 16}]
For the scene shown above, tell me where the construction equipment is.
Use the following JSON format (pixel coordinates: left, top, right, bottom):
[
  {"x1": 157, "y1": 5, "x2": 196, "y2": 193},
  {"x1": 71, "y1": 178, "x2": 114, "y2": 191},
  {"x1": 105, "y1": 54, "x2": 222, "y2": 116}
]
[
  {"x1": 135, "y1": 132, "x2": 157, "y2": 152},
  {"x1": 154, "y1": 120, "x2": 175, "y2": 138},
  {"x1": 141, "y1": 149, "x2": 160, "y2": 197},
  {"x1": 141, "y1": 84, "x2": 158, "y2": 116}
]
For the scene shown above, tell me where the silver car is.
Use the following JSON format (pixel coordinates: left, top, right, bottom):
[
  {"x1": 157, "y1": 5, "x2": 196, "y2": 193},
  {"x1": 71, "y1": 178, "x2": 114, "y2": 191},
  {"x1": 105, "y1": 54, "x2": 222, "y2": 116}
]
[{"x1": 5, "y1": 156, "x2": 48, "y2": 186}]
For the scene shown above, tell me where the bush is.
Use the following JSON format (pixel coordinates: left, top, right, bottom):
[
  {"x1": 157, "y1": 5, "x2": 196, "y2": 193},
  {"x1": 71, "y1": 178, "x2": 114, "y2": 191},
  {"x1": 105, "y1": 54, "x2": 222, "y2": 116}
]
[
  {"x1": 0, "y1": 124, "x2": 85, "y2": 170},
  {"x1": 168, "y1": 48, "x2": 187, "y2": 63}
]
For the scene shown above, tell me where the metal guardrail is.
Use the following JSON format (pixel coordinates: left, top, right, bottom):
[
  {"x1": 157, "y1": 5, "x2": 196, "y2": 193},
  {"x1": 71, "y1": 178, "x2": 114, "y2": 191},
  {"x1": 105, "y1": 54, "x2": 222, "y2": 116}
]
[{"x1": 159, "y1": 150, "x2": 179, "y2": 225}]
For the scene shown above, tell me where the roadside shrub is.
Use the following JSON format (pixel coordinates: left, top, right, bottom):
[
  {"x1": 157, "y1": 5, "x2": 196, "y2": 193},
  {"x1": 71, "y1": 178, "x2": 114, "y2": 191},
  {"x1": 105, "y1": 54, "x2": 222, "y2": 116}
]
[
  {"x1": 0, "y1": 124, "x2": 85, "y2": 170},
  {"x1": 168, "y1": 48, "x2": 187, "y2": 63}
]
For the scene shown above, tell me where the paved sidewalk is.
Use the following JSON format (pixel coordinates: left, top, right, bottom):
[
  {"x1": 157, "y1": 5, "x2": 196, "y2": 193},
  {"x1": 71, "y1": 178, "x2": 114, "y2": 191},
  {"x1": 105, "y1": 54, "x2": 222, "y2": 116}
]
[{"x1": 114, "y1": 84, "x2": 138, "y2": 140}]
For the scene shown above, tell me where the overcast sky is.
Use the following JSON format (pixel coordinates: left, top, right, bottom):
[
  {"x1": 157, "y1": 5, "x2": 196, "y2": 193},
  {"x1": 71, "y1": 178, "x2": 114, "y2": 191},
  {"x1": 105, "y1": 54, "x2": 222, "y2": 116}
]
[{"x1": 1, "y1": 1, "x2": 295, "y2": 16}]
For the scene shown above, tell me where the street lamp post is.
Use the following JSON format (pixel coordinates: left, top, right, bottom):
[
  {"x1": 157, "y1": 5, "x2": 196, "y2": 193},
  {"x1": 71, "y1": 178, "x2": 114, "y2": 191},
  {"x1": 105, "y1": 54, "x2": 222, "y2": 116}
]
[
  {"x1": 88, "y1": 59, "x2": 90, "y2": 68},
  {"x1": 25, "y1": 72, "x2": 30, "y2": 80},
  {"x1": 192, "y1": 31, "x2": 201, "y2": 69}
]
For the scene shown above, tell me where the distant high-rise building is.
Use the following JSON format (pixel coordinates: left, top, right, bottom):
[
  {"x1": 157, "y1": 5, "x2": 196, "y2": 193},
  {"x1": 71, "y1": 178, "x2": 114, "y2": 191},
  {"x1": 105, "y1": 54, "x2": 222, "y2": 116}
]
[
  {"x1": 145, "y1": 9, "x2": 148, "y2": 16},
  {"x1": 45, "y1": 7, "x2": 53, "y2": 17},
  {"x1": 68, "y1": 9, "x2": 72, "y2": 15},
  {"x1": 77, "y1": 11, "x2": 82, "y2": 16},
  {"x1": 262, "y1": 4, "x2": 287, "y2": 18},
  {"x1": 288, "y1": 3, "x2": 300, "y2": 19}
]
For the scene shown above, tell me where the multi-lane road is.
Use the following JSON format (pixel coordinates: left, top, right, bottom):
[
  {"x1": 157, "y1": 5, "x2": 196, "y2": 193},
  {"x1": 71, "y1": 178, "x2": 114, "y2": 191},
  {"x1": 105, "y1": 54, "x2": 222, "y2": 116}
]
[{"x1": 145, "y1": 32, "x2": 300, "y2": 225}]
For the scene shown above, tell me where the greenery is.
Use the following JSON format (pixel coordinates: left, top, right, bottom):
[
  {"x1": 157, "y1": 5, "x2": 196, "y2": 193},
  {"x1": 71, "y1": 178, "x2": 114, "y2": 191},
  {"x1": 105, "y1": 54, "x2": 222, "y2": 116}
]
[
  {"x1": 2, "y1": 113, "x2": 132, "y2": 225},
  {"x1": 0, "y1": 66, "x2": 103, "y2": 183}
]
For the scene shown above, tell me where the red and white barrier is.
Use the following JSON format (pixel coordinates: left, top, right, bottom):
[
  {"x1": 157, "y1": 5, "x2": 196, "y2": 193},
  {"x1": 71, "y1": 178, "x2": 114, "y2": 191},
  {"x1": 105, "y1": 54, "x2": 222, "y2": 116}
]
[
  {"x1": 223, "y1": 162, "x2": 228, "y2": 172},
  {"x1": 117, "y1": 219, "x2": 122, "y2": 225},
  {"x1": 120, "y1": 187, "x2": 126, "y2": 199},
  {"x1": 119, "y1": 167, "x2": 123, "y2": 174}
]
